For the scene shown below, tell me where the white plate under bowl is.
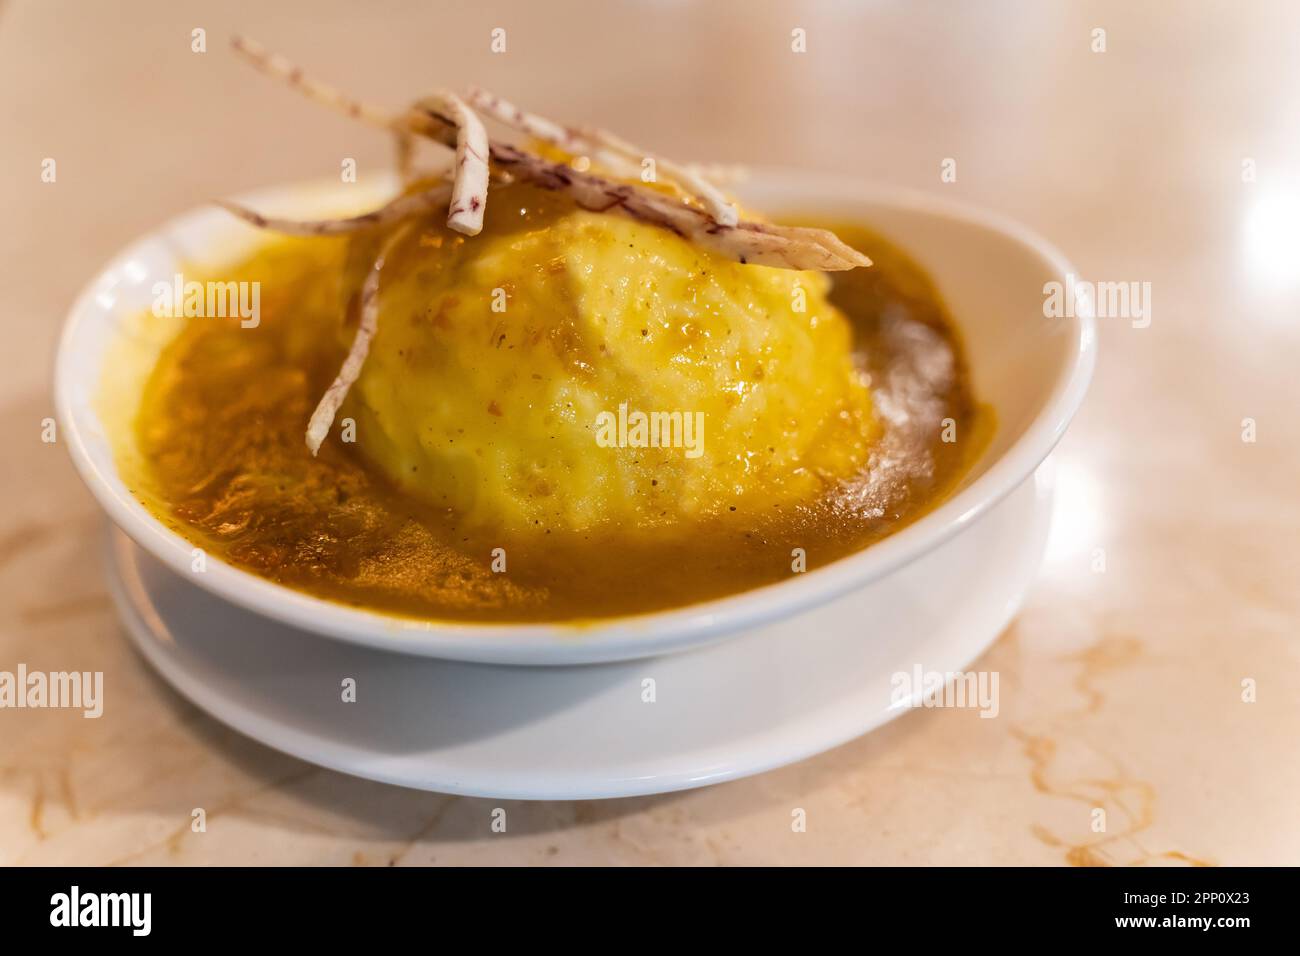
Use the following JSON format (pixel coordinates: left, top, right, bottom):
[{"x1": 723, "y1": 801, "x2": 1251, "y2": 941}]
[
  {"x1": 59, "y1": 171, "x2": 1094, "y2": 665},
  {"x1": 107, "y1": 466, "x2": 1053, "y2": 800}
]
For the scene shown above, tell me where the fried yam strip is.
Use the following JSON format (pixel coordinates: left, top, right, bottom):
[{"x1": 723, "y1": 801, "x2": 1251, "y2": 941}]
[
  {"x1": 227, "y1": 38, "x2": 867, "y2": 269},
  {"x1": 466, "y1": 87, "x2": 738, "y2": 225},
  {"x1": 215, "y1": 184, "x2": 451, "y2": 237},
  {"x1": 410, "y1": 92, "x2": 490, "y2": 236},
  {"x1": 488, "y1": 143, "x2": 867, "y2": 270},
  {"x1": 305, "y1": 226, "x2": 410, "y2": 454},
  {"x1": 231, "y1": 35, "x2": 395, "y2": 130},
  {"x1": 464, "y1": 87, "x2": 642, "y2": 179}
]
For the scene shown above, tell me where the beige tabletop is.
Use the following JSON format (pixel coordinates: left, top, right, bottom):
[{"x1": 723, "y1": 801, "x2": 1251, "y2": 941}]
[{"x1": 3, "y1": 0, "x2": 1298, "y2": 865}]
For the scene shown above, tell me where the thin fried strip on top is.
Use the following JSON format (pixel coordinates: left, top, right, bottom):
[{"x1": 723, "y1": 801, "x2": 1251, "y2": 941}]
[
  {"x1": 305, "y1": 225, "x2": 411, "y2": 455},
  {"x1": 412, "y1": 92, "x2": 490, "y2": 236},
  {"x1": 488, "y1": 143, "x2": 869, "y2": 270},
  {"x1": 230, "y1": 35, "x2": 396, "y2": 130},
  {"x1": 215, "y1": 184, "x2": 451, "y2": 237},
  {"x1": 466, "y1": 86, "x2": 738, "y2": 226}
]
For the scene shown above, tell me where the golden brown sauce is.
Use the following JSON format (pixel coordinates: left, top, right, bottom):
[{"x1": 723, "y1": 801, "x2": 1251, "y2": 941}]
[{"x1": 129, "y1": 221, "x2": 987, "y2": 623}]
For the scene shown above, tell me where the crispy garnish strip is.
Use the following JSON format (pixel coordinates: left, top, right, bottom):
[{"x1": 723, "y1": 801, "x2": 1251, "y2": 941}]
[
  {"x1": 224, "y1": 107, "x2": 866, "y2": 271},
  {"x1": 579, "y1": 126, "x2": 739, "y2": 226},
  {"x1": 486, "y1": 144, "x2": 868, "y2": 270},
  {"x1": 231, "y1": 35, "x2": 396, "y2": 131},
  {"x1": 305, "y1": 226, "x2": 410, "y2": 455},
  {"x1": 229, "y1": 38, "x2": 480, "y2": 226},
  {"x1": 226, "y1": 36, "x2": 868, "y2": 269},
  {"x1": 465, "y1": 87, "x2": 738, "y2": 227},
  {"x1": 406, "y1": 110, "x2": 863, "y2": 268},
  {"x1": 747, "y1": 222, "x2": 873, "y2": 269},
  {"x1": 464, "y1": 87, "x2": 641, "y2": 179},
  {"x1": 216, "y1": 184, "x2": 451, "y2": 237},
  {"x1": 412, "y1": 92, "x2": 490, "y2": 236}
]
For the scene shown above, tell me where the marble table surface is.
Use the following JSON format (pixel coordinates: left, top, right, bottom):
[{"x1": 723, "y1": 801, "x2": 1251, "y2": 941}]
[{"x1": 2, "y1": 0, "x2": 1297, "y2": 865}]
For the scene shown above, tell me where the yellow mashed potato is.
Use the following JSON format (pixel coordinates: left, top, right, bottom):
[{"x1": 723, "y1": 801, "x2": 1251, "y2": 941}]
[{"x1": 341, "y1": 182, "x2": 878, "y2": 536}]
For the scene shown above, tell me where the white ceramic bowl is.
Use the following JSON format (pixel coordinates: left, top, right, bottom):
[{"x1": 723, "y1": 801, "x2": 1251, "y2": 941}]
[{"x1": 56, "y1": 171, "x2": 1095, "y2": 665}]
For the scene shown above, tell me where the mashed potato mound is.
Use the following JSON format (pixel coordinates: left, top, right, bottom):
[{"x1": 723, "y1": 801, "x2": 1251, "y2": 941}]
[{"x1": 341, "y1": 182, "x2": 877, "y2": 536}]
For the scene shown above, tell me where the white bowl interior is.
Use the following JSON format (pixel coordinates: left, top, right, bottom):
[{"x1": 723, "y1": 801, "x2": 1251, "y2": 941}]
[{"x1": 56, "y1": 172, "x2": 1093, "y2": 664}]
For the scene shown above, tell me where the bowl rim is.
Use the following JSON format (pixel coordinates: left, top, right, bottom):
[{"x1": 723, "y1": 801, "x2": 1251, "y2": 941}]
[{"x1": 54, "y1": 170, "x2": 1096, "y2": 665}]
